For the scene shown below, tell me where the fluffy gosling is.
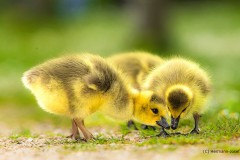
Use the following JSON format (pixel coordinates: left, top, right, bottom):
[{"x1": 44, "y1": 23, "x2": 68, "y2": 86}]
[
  {"x1": 22, "y1": 54, "x2": 168, "y2": 140},
  {"x1": 143, "y1": 58, "x2": 211, "y2": 134},
  {"x1": 107, "y1": 51, "x2": 167, "y2": 130},
  {"x1": 107, "y1": 51, "x2": 164, "y2": 90}
]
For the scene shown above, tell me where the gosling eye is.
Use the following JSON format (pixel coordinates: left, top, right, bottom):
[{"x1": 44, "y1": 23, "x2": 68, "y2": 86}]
[
  {"x1": 182, "y1": 108, "x2": 187, "y2": 112},
  {"x1": 151, "y1": 108, "x2": 159, "y2": 114}
]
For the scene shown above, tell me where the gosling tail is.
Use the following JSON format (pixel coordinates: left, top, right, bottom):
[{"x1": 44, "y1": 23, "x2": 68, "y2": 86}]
[{"x1": 22, "y1": 70, "x2": 40, "y2": 89}]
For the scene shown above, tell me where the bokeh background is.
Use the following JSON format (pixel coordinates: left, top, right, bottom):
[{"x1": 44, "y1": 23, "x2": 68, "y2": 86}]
[{"x1": 0, "y1": 0, "x2": 239, "y2": 132}]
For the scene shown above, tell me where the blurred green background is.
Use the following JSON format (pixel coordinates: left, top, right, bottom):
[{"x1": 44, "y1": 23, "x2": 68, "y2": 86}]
[{"x1": 0, "y1": 0, "x2": 239, "y2": 130}]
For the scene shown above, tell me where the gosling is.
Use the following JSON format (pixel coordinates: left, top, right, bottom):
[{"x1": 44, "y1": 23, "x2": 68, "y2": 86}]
[
  {"x1": 22, "y1": 54, "x2": 169, "y2": 140},
  {"x1": 107, "y1": 51, "x2": 164, "y2": 90},
  {"x1": 107, "y1": 51, "x2": 166, "y2": 130},
  {"x1": 143, "y1": 58, "x2": 211, "y2": 134}
]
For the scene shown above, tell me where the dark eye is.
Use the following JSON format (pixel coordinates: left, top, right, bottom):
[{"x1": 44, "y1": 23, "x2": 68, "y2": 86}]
[
  {"x1": 151, "y1": 108, "x2": 159, "y2": 114},
  {"x1": 182, "y1": 108, "x2": 187, "y2": 112}
]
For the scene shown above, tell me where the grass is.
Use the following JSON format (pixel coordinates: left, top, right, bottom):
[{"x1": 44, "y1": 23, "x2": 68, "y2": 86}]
[
  {"x1": 139, "y1": 118, "x2": 239, "y2": 145},
  {"x1": 63, "y1": 135, "x2": 128, "y2": 151},
  {"x1": 9, "y1": 129, "x2": 33, "y2": 140},
  {"x1": 7, "y1": 112, "x2": 239, "y2": 150}
]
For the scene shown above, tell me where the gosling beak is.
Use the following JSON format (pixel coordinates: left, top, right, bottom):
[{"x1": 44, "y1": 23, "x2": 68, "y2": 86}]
[
  {"x1": 171, "y1": 115, "x2": 180, "y2": 130},
  {"x1": 156, "y1": 117, "x2": 170, "y2": 129}
]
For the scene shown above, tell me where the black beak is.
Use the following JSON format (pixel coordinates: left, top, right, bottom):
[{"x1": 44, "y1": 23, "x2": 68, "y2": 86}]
[
  {"x1": 156, "y1": 117, "x2": 170, "y2": 129},
  {"x1": 171, "y1": 115, "x2": 180, "y2": 130}
]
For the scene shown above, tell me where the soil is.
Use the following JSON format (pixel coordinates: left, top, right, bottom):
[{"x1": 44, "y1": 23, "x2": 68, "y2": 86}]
[{"x1": 0, "y1": 124, "x2": 239, "y2": 160}]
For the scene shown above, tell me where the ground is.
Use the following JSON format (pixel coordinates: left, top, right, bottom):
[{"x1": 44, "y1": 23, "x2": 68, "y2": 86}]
[
  {"x1": 0, "y1": 106, "x2": 239, "y2": 160},
  {"x1": 1, "y1": 127, "x2": 239, "y2": 160}
]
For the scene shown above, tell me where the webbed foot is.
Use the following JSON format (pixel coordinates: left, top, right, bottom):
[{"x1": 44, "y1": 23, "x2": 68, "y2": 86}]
[
  {"x1": 141, "y1": 125, "x2": 156, "y2": 130},
  {"x1": 190, "y1": 128, "x2": 200, "y2": 134},
  {"x1": 83, "y1": 133, "x2": 94, "y2": 141},
  {"x1": 170, "y1": 132, "x2": 182, "y2": 135},
  {"x1": 66, "y1": 133, "x2": 80, "y2": 140},
  {"x1": 156, "y1": 130, "x2": 170, "y2": 137}
]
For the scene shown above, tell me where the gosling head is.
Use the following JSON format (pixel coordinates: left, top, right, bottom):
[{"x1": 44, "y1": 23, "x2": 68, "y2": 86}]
[
  {"x1": 133, "y1": 90, "x2": 170, "y2": 129},
  {"x1": 166, "y1": 85, "x2": 193, "y2": 130}
]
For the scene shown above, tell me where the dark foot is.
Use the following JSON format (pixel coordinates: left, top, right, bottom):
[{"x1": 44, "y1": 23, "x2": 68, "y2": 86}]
[
  {"x1": 141, "y1": 125, "x2": 156, "y2": 130},
  {"x1": 190, "y1": 128, "x2": 200, "y2": 134},
  {"x1": 170, "y1": 132, "x2": 182, "y2": 135},
  {"x1": 141, "y1": 124, "x2": 148, "y2": 130},
  {"x1": 156, "y1": 130, "x2": 170, "y2": 137},
  {"x1": 127, "y1": 120, "x2": 138, "y2": 130}
]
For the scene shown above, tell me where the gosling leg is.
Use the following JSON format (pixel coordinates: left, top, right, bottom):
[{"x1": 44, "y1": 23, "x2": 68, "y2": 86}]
[
  {"x1": 190, "y1": 113, "x2": 200, "y2": 134},
  {"x1": 67, "y1": 119, "x2": 80, "y2": 140},
  {"x1": 74, "y1": 118, "x2": 94, "y2": 141},
  {"x1": 141, "y1": 124, "x2": 156, "y2": 130},
  {"x1": 127, "y1": 120, "x2": 138, "y2": 130}
]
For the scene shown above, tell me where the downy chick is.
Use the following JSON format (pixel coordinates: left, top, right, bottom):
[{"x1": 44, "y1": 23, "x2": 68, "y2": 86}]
[
  {"x1": 107, "y1": 51, "x2": 164, "y2": 90},
  {"x1": 143, "y1": 58, "x2": 211, "y2": 134},
  {"x1": 107, "y1": 52, "x2": 168, "y2": 130},
  {"x1": 22, "y1": 54, "x2": 168, "y2": 140}
]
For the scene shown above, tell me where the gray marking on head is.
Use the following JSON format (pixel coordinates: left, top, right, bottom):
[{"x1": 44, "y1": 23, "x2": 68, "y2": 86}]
[
  {"x1": 168, "y1": 89, "x2": 188, "y2": 109},
  {"x1": 150, "y1": 94, "x2": 165, "y2": 104}
]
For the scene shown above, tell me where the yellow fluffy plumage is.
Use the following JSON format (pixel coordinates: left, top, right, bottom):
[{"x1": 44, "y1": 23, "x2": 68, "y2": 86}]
[
  {"x1": 133, "y1": 90, "x2": 168, "y2": 125},
  {"x1": 107, "y1": 51, "x2": 164, "y2": 90},
  {"x1": 22, "y1": 53, "x2": 168, "y2": 140},
  {"x1": 107, "y1": 52, "x2": 169, "y2": 131},
  {"x1": 143, "y1": 57, "x2": 211, "y2": 133}
]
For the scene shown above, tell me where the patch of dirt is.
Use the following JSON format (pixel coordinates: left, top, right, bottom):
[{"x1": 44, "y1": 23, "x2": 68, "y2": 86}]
[
  {"x1": 0, "y1": 124, "x2": 239, "y2": 160},
  {"x1": 0, "y1": 136, "x2": 239, "y2": 160}
]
